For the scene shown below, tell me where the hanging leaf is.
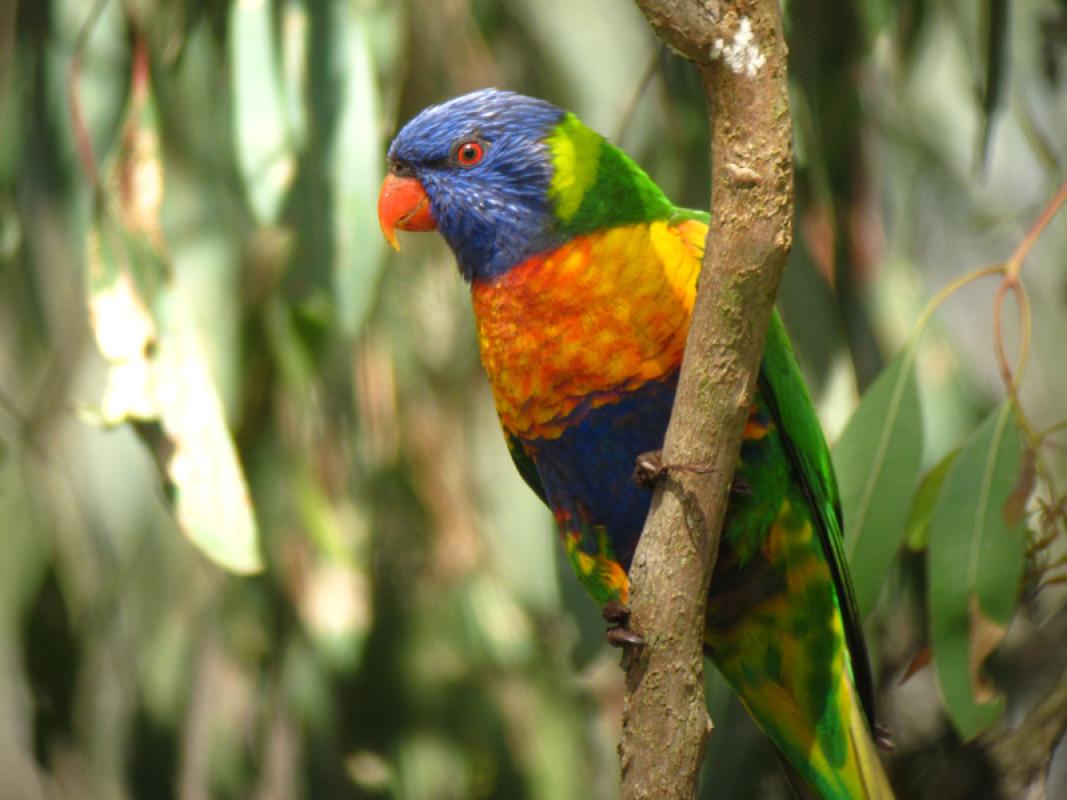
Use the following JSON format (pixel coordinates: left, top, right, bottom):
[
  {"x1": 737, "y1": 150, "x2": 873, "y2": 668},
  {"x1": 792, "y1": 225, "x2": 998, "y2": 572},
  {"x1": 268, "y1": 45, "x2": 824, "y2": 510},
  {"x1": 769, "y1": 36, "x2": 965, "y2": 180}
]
[
  {"x1": 904, "y1": 448, "x2": 960, "y2": 552},
  {"x1": 231, "y1": 0, "x2": 298, "y2": 224},
  {"x1": 332, "y1": 8, "x2": 387, "y2": 335},
  {"x1": 928, "y1": 401, "x2": 1027, "y2": 740},
  {"x1": 153, "y1": 291, "x2": 262, "y2": 574},
  {"x1": 84, "y1": 62, "x2": 262, "y2": 575},
  {"x1": 833, "y1": 346, "x2": 924, "y2": 615},
  {"x1": 975, "y1": 0, "x2": 1009, "y2": 173},
  {"x1": 87, "y1": 224, "x2": 263, "y2": 574}
]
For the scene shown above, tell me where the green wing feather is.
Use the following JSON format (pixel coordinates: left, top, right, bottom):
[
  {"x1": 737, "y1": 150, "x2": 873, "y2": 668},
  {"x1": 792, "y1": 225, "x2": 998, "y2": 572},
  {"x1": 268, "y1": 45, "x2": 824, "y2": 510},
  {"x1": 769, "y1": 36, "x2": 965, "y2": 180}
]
[
  {"x1": 759, "y1": 310, "x2": 878, "y2": 731},
  {"x1": 666, "y1": 206, "x2": 874, "y2": 725},
  {"x1": 505, "y1": 429, "x2": 547, "y2": 504}
]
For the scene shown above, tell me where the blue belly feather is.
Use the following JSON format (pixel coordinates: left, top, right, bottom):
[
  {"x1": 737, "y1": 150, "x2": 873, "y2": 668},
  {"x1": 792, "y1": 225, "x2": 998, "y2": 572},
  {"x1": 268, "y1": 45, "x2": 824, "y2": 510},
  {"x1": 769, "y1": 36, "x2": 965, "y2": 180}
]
[{"x1": 523, "y1": 374, "x2": 679, "y2": 569}]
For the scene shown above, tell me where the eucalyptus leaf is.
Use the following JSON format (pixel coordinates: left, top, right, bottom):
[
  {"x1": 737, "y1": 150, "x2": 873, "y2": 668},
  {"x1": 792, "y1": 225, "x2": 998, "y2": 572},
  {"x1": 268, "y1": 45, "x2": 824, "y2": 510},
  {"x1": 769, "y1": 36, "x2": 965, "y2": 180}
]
[
  {"x1": 153, "y1": 290, "x2": 263, "y2": 574},
  {"x1": 928, "y1": 401, "x2": 1026, "y2": 740},
  {"x1": 87, "y1": 233, "x2": 262, "y2": 573},
  {"x1": 332, "y1": 9, "x2": 387, "y2": 335},
  {"x1": 976, "y1": 0, "x2": 1009, "y2": 172},
  {"x1": 87, "y1": 221, "x2": 263, "y2": 574},
  {"x1": 904, "y1": 448, "x2": 960, "y2": 552},
  {"x1": 84, "y1": 80, "x2": 262, "y2": 575},
  {"x1": 231, "y1": 0, "x2": 296, "y2": 224},
  {"x1": 833, "y1": 346, "x2": 924, "y2": 615}
]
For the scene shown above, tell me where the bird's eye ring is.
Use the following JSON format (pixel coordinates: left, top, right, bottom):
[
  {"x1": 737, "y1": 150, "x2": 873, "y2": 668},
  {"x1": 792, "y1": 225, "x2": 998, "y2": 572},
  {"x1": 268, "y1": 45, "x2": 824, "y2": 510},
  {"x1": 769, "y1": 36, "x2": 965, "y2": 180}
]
[{"x1": 453, "y1": 138, "x2": 486, "y2": 167}]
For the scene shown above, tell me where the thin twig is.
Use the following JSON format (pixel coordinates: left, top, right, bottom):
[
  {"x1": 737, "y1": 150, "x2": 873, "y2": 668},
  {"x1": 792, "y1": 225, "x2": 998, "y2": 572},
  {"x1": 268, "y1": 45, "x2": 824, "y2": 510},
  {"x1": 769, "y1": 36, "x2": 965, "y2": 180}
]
[
  {"x1": 1004, "y1": 178, "x2": 1067, "y2": 279},
  {"x1": 982, "y1": 667, "x2": 1067, "y2": 797},
  {"x1": 988, "y1": 179, "x2": 1067, "y2": 532}
]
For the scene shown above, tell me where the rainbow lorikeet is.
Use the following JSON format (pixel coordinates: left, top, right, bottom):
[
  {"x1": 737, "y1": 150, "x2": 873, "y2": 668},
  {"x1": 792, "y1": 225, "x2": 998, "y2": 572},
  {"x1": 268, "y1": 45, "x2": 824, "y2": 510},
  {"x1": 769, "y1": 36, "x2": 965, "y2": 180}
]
[{"x1": 378, "y1": 89, "x2": 893, "y2": 799}]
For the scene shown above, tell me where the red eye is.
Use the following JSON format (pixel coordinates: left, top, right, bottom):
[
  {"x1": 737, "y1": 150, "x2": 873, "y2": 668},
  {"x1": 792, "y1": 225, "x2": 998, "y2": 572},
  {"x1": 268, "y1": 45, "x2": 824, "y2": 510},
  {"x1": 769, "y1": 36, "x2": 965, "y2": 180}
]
[{"x1": 454, "y1": 139, "x2": 485, "y2": 167}]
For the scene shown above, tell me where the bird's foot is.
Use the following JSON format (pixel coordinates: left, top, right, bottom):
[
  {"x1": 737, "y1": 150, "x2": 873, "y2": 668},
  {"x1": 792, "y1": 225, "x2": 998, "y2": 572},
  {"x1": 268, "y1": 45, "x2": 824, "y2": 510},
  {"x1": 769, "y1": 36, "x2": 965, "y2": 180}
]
[
  {"x1": 631, "y1": 450, "x2": 714, "y2": 488},
  {"x1": 602, "y1": 600, "x2": 645, "y2": 649},
  {"x1": 632, "y1": 451, "x2": 753, "y2": 496},
  {"x1": 606, "y1": 627, "x2": 646, "y2": 648},
  {"x1": 602, "y1": 599, "x2": 631, "y2": 626}
]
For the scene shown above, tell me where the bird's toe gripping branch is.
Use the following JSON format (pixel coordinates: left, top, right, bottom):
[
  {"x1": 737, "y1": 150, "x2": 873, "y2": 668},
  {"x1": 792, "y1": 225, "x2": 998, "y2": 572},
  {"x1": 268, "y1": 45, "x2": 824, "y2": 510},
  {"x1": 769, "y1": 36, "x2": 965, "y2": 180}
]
[
  {"x1": 631, "y1": 450, "x2": 753, "y2": 495},
  {"x1": 603, "y1": 599, "x2": 646, "y2": 649},
  {"x1": 631, "y1": 450, "x2": 715, "y2": 487}
]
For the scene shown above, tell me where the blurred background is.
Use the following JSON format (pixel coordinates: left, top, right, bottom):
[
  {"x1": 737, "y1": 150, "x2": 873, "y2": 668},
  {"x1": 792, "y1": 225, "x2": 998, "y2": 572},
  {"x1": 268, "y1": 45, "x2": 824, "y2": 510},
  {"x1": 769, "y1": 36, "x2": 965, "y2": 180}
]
[{"x1": 2, "y1": 0, "x2": 1067, "y2": 798}]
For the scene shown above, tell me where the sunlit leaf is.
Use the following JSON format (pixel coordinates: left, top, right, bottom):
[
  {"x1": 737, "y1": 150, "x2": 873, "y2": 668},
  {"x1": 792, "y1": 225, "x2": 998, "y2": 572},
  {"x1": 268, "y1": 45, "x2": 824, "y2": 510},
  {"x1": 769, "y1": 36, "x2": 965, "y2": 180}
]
[
  {"x1": 87, "y1": 225, "x2": 161, "y2": 423},
  {"x1": 928, "y1": 401, "x2": 1027, "y2": 740},
  {"x1": 833, "y1": 346, "x2": 924, "y2": 615},
  {"x1": 154, "y1": 292, "x2": 263, "y2": 573},
  {"x1": 150, "y1": 18, "x2": 248, "y2": 417},
  {"x1": 904, "y1": 448, "x2": 960, "y2": 552},
  {"x1": 87, "y1": 224, "x2": 263, "y2": 574},
  {"x1": 84, "y1": 75, "x2": 262, "y2": 574}
]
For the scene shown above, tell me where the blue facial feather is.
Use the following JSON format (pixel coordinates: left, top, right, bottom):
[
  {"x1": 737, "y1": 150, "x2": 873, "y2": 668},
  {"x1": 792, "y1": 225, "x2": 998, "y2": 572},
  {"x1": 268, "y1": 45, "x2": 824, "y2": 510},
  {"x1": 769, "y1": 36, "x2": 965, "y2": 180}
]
[{"x1": 387, "y1": 89, "x2": 566, "y2": 281}]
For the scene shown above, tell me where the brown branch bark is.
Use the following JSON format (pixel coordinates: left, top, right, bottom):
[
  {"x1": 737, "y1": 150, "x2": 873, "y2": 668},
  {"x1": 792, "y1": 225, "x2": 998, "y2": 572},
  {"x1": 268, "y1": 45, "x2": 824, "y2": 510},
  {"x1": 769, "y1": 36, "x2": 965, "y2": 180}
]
[
  {"x1": 981, "y1": 669, "x2": 1067, "y2": 799},
  {"x1": 619, "y1": 2, "x2": 793, "y2": 798}
]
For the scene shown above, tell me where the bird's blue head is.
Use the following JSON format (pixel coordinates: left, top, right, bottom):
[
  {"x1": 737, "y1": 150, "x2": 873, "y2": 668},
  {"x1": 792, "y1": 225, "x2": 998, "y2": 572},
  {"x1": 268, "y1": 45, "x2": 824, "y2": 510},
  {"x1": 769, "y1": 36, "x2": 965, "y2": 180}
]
[{"x1": 379, "y1": 89, "x2": 567, "y2": 282}]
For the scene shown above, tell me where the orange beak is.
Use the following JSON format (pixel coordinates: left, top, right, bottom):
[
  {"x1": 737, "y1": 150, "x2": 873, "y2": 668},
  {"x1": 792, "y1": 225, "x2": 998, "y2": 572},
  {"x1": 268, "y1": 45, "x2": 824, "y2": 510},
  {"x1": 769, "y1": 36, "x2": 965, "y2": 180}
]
[{"x1": 377, "y1": 173, "x2": 437, "y2": 251}]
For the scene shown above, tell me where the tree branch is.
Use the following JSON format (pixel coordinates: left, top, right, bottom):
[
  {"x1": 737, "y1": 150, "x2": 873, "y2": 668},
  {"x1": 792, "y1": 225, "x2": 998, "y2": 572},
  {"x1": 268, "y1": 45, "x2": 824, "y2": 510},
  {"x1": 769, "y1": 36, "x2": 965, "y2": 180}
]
[
  {"x1": 619, "y1": 2, "x2": 793, "y2": 798},
  {"x1": 982, "y1": 673, "x2": 1067, "y2": 799}
]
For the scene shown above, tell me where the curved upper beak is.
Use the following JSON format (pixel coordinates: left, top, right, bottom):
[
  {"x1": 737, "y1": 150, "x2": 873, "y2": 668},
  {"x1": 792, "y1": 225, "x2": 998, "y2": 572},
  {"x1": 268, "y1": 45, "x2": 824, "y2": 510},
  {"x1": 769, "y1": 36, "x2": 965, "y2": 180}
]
[{"x1": 377, "y1": 172, "x2": 437, "y2": 251}]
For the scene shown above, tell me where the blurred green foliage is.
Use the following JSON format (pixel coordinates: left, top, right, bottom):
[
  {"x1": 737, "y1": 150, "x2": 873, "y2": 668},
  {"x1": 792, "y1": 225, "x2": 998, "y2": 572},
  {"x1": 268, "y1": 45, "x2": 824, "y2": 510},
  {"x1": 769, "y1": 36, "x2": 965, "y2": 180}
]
[{"x1": 2, "y1": 1, "x2": 1067, "y2": 798}]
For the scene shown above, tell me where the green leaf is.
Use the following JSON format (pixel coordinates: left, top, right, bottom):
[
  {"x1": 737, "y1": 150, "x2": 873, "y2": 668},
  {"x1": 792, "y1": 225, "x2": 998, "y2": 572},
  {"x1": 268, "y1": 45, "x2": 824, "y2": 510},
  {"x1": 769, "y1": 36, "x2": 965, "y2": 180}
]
[
  {"x1": 86, "y1": 222, "x2": 263, "y2": 575},
  {"x1": 84, "y1": 86, "x2": 262, "y2": 575},
  {"x1": 86, "y1": 213, "x2": 166, "y2": 424},
  {"x1": 928, "y1": 401, "x2": 1026, "y2": 740},
  {"x1": 904, "y1": 448, "x2": 960, "y2": 552},
  {"x1": 331, "y1": 9, "x2": 387, "y2": 335},
  {"x1": 976, "y1": 0, "x2": 1009, "y2": 172},
  {"x1": 152, "y1": 289, "x2": 263, "y2": 574},
  {"x1": 231, "y1": 0, "x2": 297, "y2": 224},
  {"x1": 833, "y1": 346, "x2": 924, "y2": 615}
]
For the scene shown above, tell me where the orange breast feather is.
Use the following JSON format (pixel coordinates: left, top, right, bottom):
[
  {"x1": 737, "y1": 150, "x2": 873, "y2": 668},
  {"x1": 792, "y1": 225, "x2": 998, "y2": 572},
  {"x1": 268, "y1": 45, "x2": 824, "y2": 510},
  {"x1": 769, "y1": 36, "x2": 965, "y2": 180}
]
[{"x1": 471, "y1": 220, "x2": 705, "y2": 439}]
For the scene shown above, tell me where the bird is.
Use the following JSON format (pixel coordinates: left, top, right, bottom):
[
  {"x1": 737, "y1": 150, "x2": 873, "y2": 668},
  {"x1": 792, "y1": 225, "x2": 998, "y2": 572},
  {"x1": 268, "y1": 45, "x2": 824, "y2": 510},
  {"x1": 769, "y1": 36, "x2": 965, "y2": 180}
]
[{"x1": 378, "y1": 88, "x2": 893, "y2": 799}]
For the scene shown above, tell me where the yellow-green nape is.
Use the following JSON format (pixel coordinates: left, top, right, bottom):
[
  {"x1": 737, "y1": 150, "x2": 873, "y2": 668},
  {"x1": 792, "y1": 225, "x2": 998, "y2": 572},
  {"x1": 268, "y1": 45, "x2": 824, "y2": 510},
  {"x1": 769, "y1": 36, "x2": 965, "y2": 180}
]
[
  {"x1": 544, "y1": 112, "x2": 675, "y2": 237},
  {"x1": 546, "y1": 114, "x2": 602, "y2": 222}
]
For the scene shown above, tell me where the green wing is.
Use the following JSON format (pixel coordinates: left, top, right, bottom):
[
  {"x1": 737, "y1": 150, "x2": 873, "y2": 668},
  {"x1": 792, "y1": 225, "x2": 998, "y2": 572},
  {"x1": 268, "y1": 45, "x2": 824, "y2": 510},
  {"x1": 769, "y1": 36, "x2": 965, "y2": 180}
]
[
  {"x1": 759, "y1": 310, "x2": 878, "y2": 731},
  {"x1": 505, "y1": 429, "x2": 548, "y2": 504}
]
